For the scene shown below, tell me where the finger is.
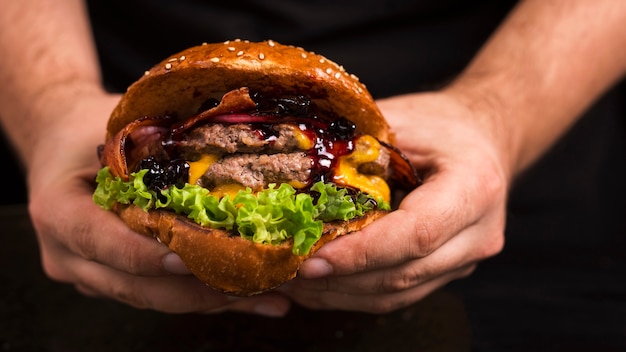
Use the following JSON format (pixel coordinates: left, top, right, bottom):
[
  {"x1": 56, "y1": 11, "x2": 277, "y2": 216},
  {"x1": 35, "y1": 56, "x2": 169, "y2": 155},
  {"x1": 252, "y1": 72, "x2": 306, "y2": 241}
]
[
  {"x1": 293, "y1": 212, "x2": 504, "y2": 296},
  {"x1": 41, "y1": 231, "x2": 291, "y2": 316},
  {"x1": 30, "y1": 186, "x2": 181, "y2": 277},
  {"x1": 67, "y1": 251, "x2": 291, "y2": 316},
  {"x1": 284, "y1": 264, "x2": 476, "y2": 314},
  {"x1": 300, "y1": 166, "x2": 504, "y2": 278},
  {"x1": 38, "y1": 233, "x2": 190, "y2": 311}
]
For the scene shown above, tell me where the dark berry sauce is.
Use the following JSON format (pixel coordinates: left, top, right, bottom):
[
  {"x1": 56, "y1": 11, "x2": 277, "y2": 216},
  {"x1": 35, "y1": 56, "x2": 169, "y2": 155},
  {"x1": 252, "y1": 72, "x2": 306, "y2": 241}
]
[
  {"x1": 138, "y1": 92, "x2": 357, "y2": 191},
  {"x1": 137, "y1": 156, "x2": 189, "y2": 192}
]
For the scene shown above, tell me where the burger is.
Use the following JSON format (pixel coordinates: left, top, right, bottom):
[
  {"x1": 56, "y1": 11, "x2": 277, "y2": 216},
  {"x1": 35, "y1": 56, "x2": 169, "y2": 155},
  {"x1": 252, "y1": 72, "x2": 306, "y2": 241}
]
[{"x1": 93, "y1": 39, "x2": 419, "y2": 296}]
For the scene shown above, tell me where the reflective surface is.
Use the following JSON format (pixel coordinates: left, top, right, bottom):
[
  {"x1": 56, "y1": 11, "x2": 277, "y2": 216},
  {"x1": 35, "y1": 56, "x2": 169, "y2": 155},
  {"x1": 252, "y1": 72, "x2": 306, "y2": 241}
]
[
  {"x1": 2, "y1": 204, "x2": 626, "y2": 351},
  {"x1": 1, "y1": 205, "x2": 470, "y2": 352}
]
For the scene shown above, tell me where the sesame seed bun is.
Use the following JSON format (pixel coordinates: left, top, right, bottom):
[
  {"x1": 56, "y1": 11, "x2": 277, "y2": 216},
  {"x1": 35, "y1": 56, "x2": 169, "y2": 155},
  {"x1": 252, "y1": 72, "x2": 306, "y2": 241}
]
[{"x1": 107, "y1": 39, "x2": 391, "y2": 142}]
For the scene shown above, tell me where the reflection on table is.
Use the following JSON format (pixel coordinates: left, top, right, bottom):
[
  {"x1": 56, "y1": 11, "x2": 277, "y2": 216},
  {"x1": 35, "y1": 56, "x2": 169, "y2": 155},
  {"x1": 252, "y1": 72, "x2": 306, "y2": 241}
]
[{"x1": 1, "y1": 205, "x2": 471, "y2": 352}]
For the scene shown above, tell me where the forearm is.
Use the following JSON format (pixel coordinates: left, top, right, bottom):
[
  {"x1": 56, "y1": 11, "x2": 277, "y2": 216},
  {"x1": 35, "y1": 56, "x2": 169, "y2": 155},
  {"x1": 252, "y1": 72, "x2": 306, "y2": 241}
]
[
  {"x1": 0, "y1": 0, "x2": 104, "y2": 168},
  {"x1": 446, "y1": 0, "x2": 626, "y2": 177}
]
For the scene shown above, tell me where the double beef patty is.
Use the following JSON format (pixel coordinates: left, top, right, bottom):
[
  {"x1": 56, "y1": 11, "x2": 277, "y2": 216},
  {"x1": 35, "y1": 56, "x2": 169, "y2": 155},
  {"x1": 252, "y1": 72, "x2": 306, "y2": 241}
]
[{"x1": 176, "y1": 123, "x2": 389, "y2": 191}]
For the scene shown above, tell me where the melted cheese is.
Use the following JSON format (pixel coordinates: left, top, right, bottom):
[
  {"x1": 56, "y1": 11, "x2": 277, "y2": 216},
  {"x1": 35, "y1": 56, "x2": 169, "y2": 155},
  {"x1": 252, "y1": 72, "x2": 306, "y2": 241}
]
[
  {"x1": 210, "y1": 183, "x2": 246, "y2": 199},
  {"x1": 188, "y1": 154, "x2": 219, "y2": 185},
  {"x1": 289, "y1": 125, "x2": 314, "y2": 150},
  {"x1": 188, "y1": 154, "x2": 246, "y2": 198},
  {"x1": 186, "y1": 132, "x2": 390, "y2": 202},
  {"x1": 288, "y1": 180, "x2": 308, "y2": 189},
  {"x1": 333, "y1": 135, "x2": 391, "y2": 202}
]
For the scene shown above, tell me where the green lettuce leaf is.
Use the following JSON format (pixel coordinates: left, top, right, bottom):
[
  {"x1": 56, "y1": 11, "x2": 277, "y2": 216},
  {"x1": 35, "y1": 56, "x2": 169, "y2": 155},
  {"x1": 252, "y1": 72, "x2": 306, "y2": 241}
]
[{"x1": 93, "y1": 167, "x2": 388, "y2": 255}]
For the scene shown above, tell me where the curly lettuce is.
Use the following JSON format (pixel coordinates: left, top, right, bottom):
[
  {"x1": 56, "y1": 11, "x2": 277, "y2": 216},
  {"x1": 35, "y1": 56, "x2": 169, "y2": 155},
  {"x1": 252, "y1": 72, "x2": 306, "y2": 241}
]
[{"x1": 93, "y1": 167, "x2": 389, "y2": 255}]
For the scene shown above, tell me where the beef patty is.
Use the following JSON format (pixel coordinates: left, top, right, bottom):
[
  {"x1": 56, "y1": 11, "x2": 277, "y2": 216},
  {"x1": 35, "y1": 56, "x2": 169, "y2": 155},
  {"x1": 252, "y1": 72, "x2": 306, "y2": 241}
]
[{"x1": 177, "y1": 123, "x2": 390, "y2": 190}]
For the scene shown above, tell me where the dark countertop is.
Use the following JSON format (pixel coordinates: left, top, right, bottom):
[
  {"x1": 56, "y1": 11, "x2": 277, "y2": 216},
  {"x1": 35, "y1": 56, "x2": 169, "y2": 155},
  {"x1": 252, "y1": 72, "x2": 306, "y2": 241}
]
[
  {"x1": 2, "y1": 204, "x2": 626, "y2": 352},
  {"x1": 1, "y1": 205, "x2": 470, "y2": 352}
]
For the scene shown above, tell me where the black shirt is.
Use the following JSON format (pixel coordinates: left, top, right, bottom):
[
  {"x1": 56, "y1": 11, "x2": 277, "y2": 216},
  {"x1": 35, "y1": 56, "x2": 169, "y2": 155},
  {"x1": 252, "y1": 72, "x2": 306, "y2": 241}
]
[
  {"x1": 2, "y1": 1, "x2": 624, "y2": 348},
  {"x1": 4, "y1": 0, "x2": 625, "y2": 244},
  {"x1": 86, "y1": 0, "x2": 625, "y2": 247},
  {"x1": 86, "y1": 0, "x2": 516, "y2": 97}
]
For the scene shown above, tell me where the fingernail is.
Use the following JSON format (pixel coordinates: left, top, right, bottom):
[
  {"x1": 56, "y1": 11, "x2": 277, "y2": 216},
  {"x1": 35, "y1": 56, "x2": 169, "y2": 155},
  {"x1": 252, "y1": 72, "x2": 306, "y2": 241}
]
[
  {"x1": 163, "y1": 253, "x2": 191, "y2": 274},
  {"x1": 300, "y1": 258, "x2": 333, "y2": 279},
  {"x1": 254, "y1": 302, "x2": 286, "y2": 317}
]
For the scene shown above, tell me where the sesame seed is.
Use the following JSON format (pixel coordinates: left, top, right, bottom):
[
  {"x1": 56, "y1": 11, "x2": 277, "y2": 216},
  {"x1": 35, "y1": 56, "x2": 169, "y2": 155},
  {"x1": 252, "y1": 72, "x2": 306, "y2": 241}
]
[
  {"x1": 325, "y1": 68, "x2": 332, "y2": 75},
  {"x1": 179, "y1": 55, "x2": 186, "y2": 61},
  {"x1": 301, "y1": 53, "x2": 307, "y2": 59},
  {"x1": 259, "y1": 53, "x2": 265, "y2": 60},
  {"x1": 165, "y1": 63, "x2": 172, "y2": 70},
  {"x1": 227, "y1": 46, "x2": 236, "y2": 52},
  {"x1": 268, "y1": 40, "x2": 275, "y2": 47},
  {"x1": 223, "y1": 40, "x2": 230, "y2": 45},
  {"x1": 319, "y1": 58, "x2": 325, "y2": 64},
  {"x1": 210, "y1": 57, "x2": 220, "y2": 62},
  {"x1": 168, "y1": 58, "x2": 177, "y2": 63},
  {"x1": 236, "y1": 51, "x2": 244, "y2": 56},
  {"x1": 334, "y1": 72, "x2": 341, "y2": 79},
  {"x1": 144, "y1": 71, "x2": 150, "y2": 76},
  {"x1": 202, "y1": 42, "x2": 208, "y2": 46}
]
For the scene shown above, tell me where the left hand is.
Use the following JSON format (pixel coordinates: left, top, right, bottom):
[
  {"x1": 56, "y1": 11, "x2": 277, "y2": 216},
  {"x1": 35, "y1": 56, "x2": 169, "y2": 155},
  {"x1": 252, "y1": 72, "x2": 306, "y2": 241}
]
[{"x1": 278, "y1": 90, "x2": 510, "y2": 313}]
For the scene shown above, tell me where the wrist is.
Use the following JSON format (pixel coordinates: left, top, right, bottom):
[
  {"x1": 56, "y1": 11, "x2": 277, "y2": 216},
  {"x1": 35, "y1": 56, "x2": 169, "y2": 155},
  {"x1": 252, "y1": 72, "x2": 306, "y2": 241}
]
[
  {"x1": 16, "y1": 80, "x2": 109, "y2": 165},
  {"x1": 441, "y1": 77, "x2": 519, "y2": 183},
  {"x1": 24, "y1": 84, "x2": 120, "y2": 194}
]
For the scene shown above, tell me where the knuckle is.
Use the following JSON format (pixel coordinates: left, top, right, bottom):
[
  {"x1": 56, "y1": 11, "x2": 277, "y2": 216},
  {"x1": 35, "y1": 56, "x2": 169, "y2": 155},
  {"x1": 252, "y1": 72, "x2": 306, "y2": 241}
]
[
  {"x1": 115, "y1": 241, "x2": 152, "y2": 275},
  {"x1": 485, "y1": 230, "x2": 505, "y2": 257},
  {"x1": 71, "y1": 223, "x2": 99, "y2": 261},
  {"x1": 380, "y1": 267, "x2": 419, "y2": 293},
  {"x1": 35, "y1": 236, "x2": 75, "y2": 284},
  {"x1": 353, "y1": 248, "x2": 372, "y2": 272},
  {"x1": 40, "y1": 253, "x2": 72, "y2": 283},
  {"x1": 108, "y1": 281, "x2": 151, "y2": 310},
  {"x1": 409, "y1": 220, "x2": 436, "y2": 257},
  {"x1": 478, "y1": 223, "x2": 506, "y2": 260},
  {"x1": 479, "y1": 168, "x2": 506, "y2": 198}
]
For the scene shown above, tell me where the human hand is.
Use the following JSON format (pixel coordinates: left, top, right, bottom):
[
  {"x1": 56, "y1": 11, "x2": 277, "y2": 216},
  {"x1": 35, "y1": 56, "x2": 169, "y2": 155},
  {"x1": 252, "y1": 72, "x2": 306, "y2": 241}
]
[
  {"x1": 26, "y1": 89, "x2": 290, "y2": 316},
  {"x1": 279, "y1": 90, "x2": 510, "y2": 313}
]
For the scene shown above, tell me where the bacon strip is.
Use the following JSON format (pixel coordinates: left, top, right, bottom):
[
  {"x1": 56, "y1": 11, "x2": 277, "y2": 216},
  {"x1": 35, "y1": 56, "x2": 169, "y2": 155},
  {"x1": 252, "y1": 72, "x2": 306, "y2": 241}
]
[
  {"x1": 381, "y1": 141, "x2": 421, "y2": 190},
  {"x1": 99, "y1": 116, "x2": 171, "y2": 180},
  {"x1": 100, "y1": 87, "x2": 259, "y2": 180},
  {"x1": 171, "y1": 87, "x2": 257, "y2": 135}
]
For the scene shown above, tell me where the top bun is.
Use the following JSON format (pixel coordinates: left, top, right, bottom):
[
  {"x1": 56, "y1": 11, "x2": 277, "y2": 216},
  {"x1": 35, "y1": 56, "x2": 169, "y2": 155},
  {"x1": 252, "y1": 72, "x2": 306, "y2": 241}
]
[{"x1": 107, "y1": 39, "x2": 390, "y2": 142}]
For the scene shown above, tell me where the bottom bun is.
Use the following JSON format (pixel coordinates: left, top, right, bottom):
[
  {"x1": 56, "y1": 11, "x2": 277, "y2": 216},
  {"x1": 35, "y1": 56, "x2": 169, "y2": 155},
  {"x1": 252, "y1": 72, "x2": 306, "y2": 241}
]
[{"x1": 114, "y1": 204, "x2": 386, "y2": 296}]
